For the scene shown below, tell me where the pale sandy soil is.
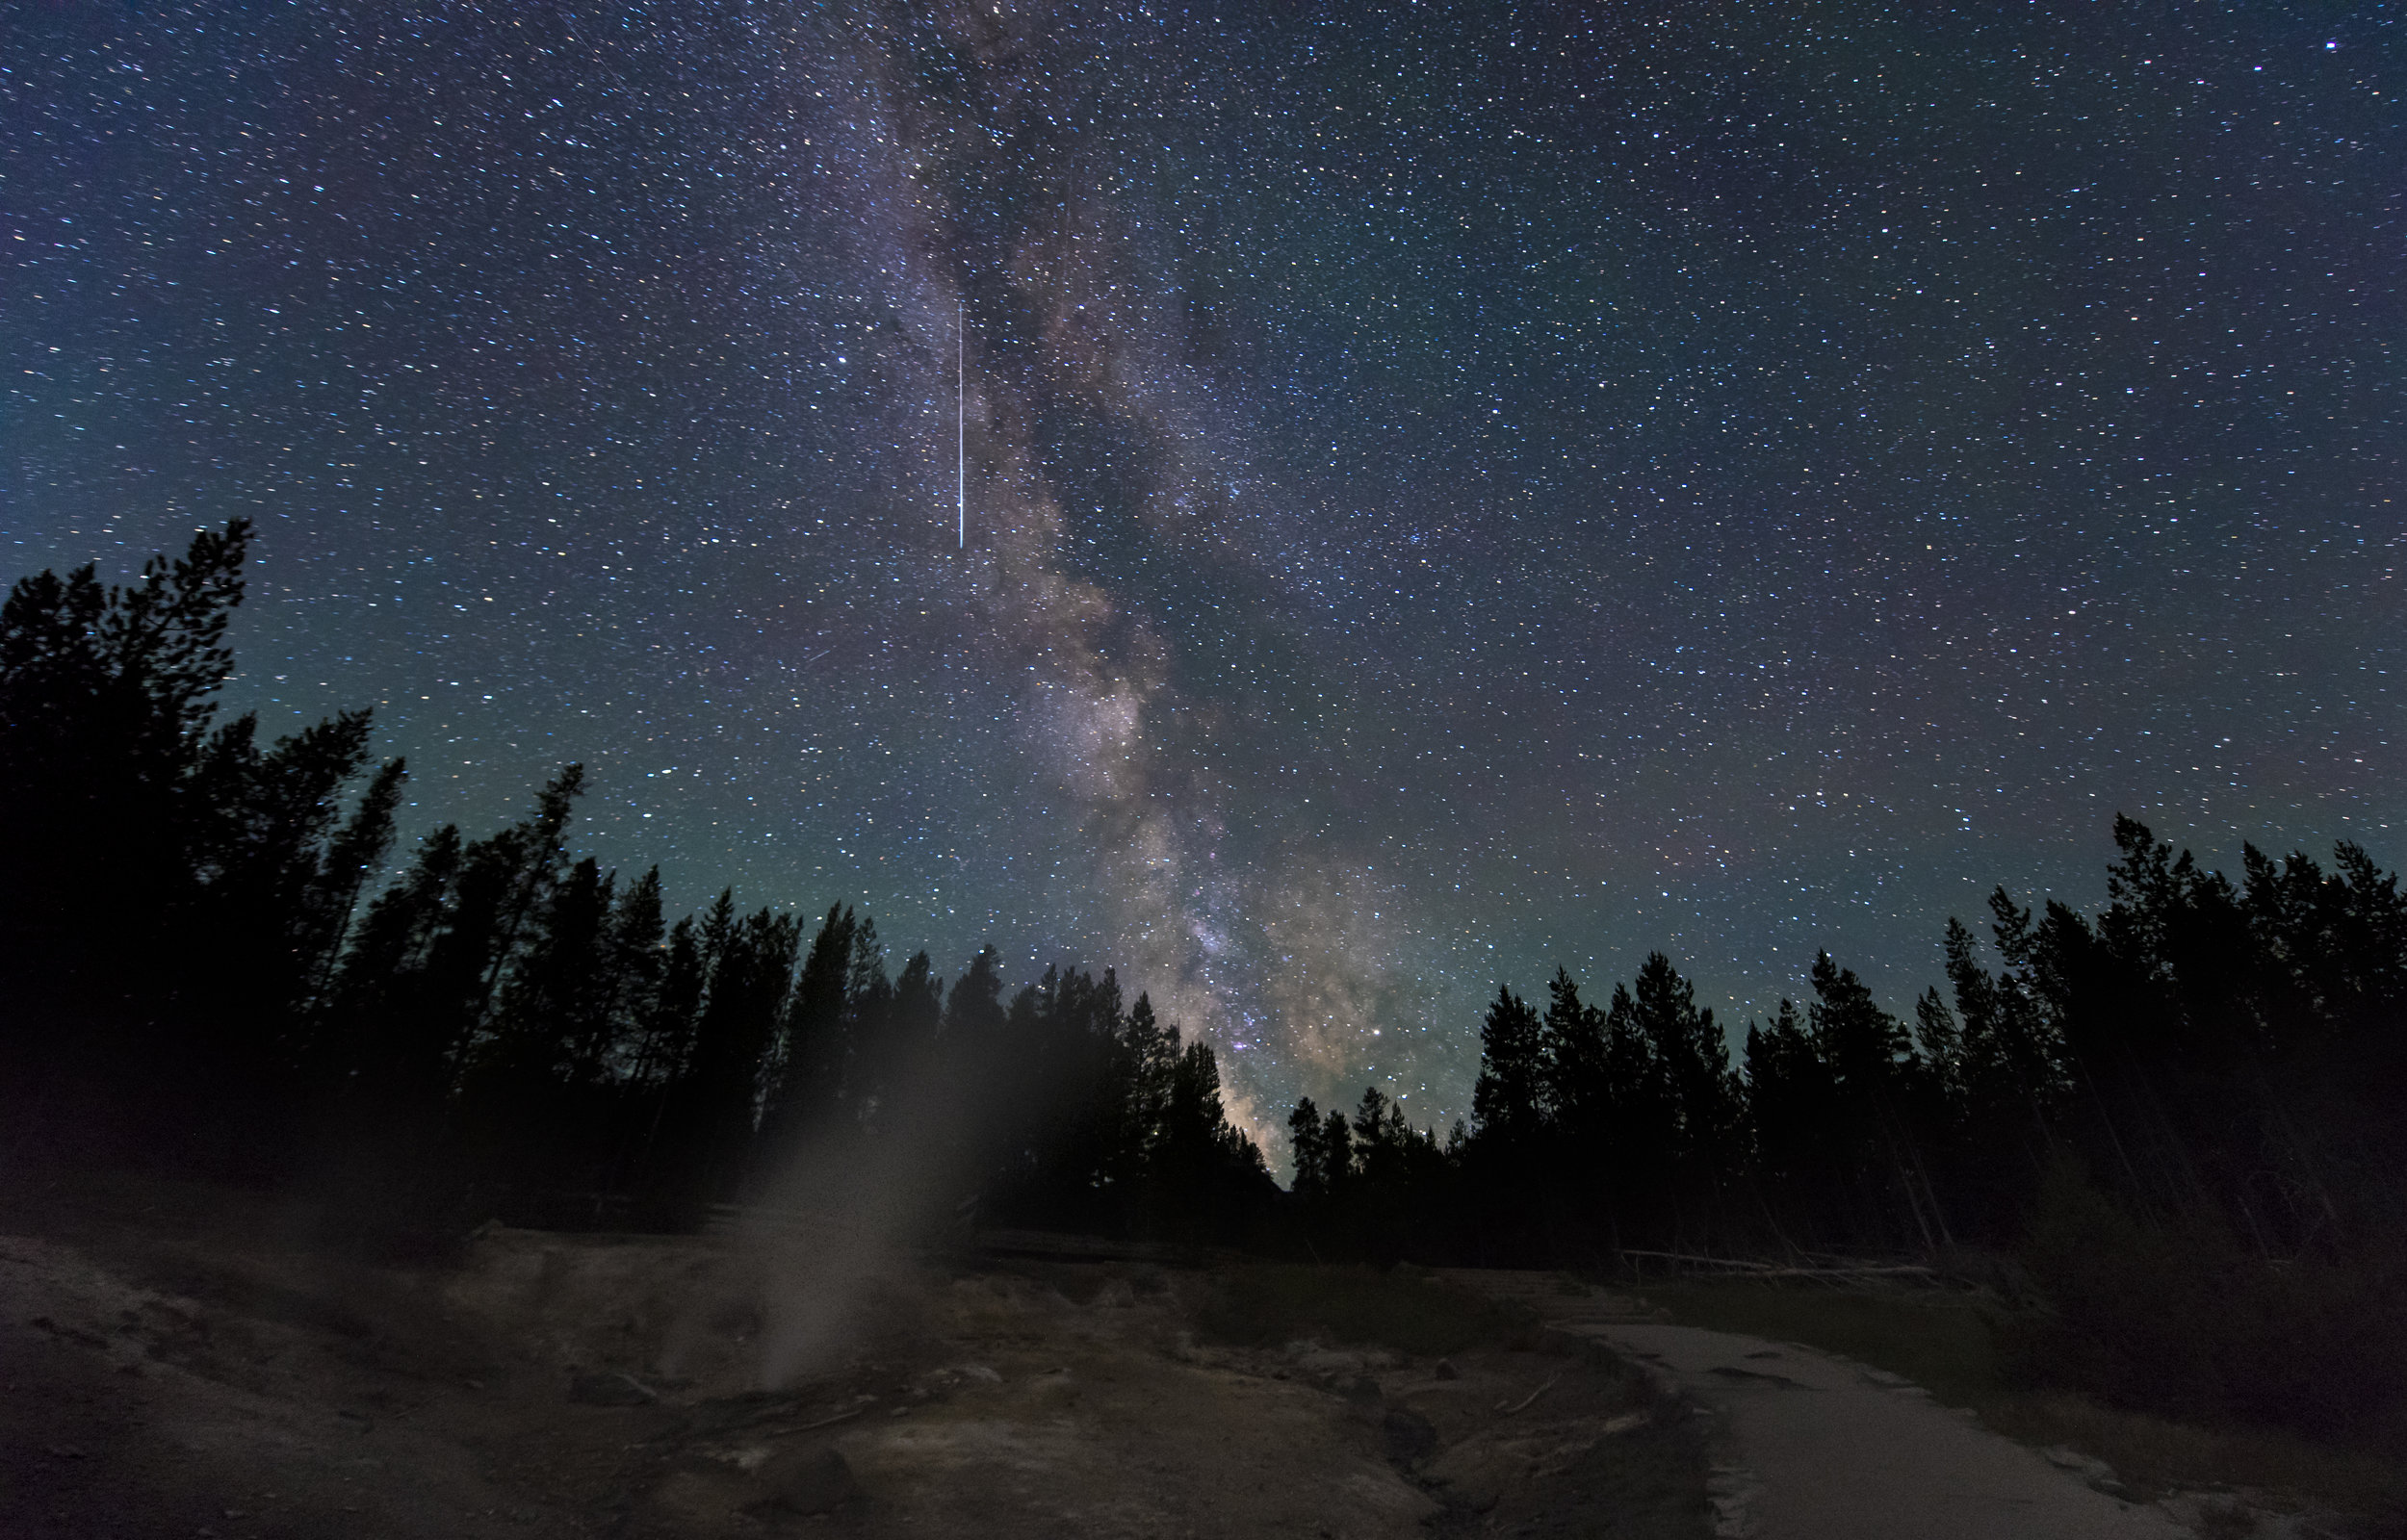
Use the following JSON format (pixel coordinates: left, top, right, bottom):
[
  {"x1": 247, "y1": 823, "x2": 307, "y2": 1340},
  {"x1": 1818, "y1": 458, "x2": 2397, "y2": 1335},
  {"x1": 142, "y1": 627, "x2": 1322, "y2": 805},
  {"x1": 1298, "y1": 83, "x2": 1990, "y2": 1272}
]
[{"x1": 0, "y1": 1177, "x2": 1705, "y2": 1539}]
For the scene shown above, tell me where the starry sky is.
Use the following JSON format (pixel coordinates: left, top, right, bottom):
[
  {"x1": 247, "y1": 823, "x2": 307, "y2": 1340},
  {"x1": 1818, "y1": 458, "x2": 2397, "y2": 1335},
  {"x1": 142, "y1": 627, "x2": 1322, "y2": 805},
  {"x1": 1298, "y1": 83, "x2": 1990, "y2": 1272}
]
[{"x1": 6, "y1": 1, "x2": 2399, "y2": 1148}]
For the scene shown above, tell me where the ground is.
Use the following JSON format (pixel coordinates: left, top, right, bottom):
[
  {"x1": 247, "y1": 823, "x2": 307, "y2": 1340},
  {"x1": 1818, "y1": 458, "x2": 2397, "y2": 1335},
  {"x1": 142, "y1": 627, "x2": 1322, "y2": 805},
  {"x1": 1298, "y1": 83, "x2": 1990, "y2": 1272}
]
[
  {"x1": 0, "y1": 1173, "x2": 1705, "y2": 1539},
  {"x1": 17, "y1": 1173, "x2": 2385, "y2": 1539},
  {"x1": 1631, "y1": 1273, "x2": 2407, "y2": 1537}
]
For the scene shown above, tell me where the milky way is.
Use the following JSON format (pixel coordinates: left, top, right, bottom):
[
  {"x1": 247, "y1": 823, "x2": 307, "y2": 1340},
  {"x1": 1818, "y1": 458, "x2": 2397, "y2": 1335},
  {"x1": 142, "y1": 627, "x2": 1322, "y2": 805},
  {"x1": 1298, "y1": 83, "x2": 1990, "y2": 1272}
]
[{"x1": 6, "y1": 2, "x2": 2399, "y2": 1151}]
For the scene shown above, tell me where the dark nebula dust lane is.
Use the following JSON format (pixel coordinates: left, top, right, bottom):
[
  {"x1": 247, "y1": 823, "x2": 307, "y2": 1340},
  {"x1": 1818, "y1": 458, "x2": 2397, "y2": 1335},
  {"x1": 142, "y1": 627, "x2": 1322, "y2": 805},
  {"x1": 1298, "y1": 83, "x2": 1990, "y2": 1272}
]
[{"x1": 5, "y1": 1, "x2": 2399, "y2": 1146}]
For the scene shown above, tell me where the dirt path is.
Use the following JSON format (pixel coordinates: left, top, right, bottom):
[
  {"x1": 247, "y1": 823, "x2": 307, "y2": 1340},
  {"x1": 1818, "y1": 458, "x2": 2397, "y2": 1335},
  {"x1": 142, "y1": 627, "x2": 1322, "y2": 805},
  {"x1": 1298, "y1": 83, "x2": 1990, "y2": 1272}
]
[{"x1": 1441, "y1": 1270, "x2": 2194, "y2": 1540}]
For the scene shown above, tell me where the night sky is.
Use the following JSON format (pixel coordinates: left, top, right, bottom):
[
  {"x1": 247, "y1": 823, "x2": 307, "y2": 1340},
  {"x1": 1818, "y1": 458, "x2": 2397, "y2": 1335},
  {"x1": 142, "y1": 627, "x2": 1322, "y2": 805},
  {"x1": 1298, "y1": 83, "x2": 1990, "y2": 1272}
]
[{"x1": 6, "y1": 1, "x2": 2398, "y2": 1149}]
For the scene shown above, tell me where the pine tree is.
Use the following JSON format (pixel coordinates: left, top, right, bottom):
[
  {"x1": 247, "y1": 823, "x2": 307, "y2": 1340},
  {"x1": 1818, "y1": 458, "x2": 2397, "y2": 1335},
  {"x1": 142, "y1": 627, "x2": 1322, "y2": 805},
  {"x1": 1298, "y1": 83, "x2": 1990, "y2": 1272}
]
[
  {"x1": 945, "y1": 947, "x2": 1007, "y2": 1039},
  {"x1": 1631, "y1": 954, "x2": 1738, "y2": 1179},
  {"x1": 1808, "y1": 951, "x2": 1948, "y2": 1249},
  {"x1": 169, "y1": 706, "x2": 380, "y2": 1127},
  {"x1": 1117, "y1": 992, "x2": 1180, "y2": 1180},
  {"x1": 324, "y1": 823, "x2": 466, "y2": 1117},
  {"x1": 465, "y1": 856, "x2": 618, "y2": 1170},
  {"x1": 1321, "y1": 1108, "x2": 1355, "y2": 1200},
  {"x1": 1150, "y1": 1037, "x2": 1269, "y2": 1237},
  {"x1": 761, "y1": 904, "x2": 857, "y2": 1140},
  {"x1": 1, "y1": 522, "x2": 249, "y2": 1064},
  {"x1": 841, "y1": 918, "x2": 896, "y2": 1131},
  {"x1": 1540, "y1": 969, "x2": 1609, "y2": 1130},
  {"x1": 612, "y1": 912, "x2": 704, "y2": 1193},
  {"x1": 661, "y1": 903, "x2": 800, "y2": 1200},
  {"x1": 634, "y1": 915, "x2": 706, "y2": 1091},
  {"x1": 1352, "y1": 1086, "x2": 1398, "y2": 1187},
  {"x1": 1470, "y1": 985, "x2": 1545, "y2": 1154},
  {"x1": 1744, "y1": 999, "x2": 1821, "y2": 1170},
  {"x1": 1288, "y1": 1096, "x2": 1329, "y2": 1200},
  {"x1": 299, "y1": 757, "x2": 408, "y2": 1012},
  {"x1": 1601, "y1": 981, "x2": 1675, "y2": 1244},
  {"x1": 593, "y1": 867, "x2": 668, "y2": 1084}
]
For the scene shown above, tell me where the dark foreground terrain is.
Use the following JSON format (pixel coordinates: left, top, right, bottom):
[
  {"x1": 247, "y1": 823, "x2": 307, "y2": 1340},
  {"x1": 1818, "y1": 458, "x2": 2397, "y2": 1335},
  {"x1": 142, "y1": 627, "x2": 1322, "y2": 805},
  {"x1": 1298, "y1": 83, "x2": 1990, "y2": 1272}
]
[{"x1": 0, "y1": 1173, "x2": 1704, "y2": 1539}]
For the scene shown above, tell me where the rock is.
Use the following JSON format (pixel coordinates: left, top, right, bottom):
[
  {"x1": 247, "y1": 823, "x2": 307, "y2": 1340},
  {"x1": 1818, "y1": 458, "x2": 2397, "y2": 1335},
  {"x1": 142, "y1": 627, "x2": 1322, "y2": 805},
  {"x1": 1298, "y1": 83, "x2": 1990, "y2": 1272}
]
[
  {"x1": 1094, "y1": 1278, "x2": 1137, "y2": 1308},
  {"x1": 1432, "y1": 1358, "x2": 1461, "y2": 1380},
  {"x1": 2040, "y1": 1446, "x2": 2118, "y2": 1484},
  {"x1": 1382, "y1": 1407, "x2": 1437, "y2": 1465},
  {"x1": 1339, "y1": 1468, "x2": 1441, "y2": 1524},
  {"x1": 1708, "y1": 1463, "x2": 1763, "y2": 1536},
  {"x1": 1294, "y1": 1347, "x2": 1366, "y2": 1380},
  {"x1": 1344, "y1": 1374, "x2": 1384, "y2": 1406},
  {"x1": 754, "y1": 1443, "x2": 857, "y2": 1515},
  {"x1": 569, "y1": 1370, "x2": 657, "y2": 1407},
  {"x1": 1418, "y1": 1442, "x2": 1510, "y2": 1514},
  {"x1": 2159, "y1": 1492, "x2": 2265, "y2": 1537}
]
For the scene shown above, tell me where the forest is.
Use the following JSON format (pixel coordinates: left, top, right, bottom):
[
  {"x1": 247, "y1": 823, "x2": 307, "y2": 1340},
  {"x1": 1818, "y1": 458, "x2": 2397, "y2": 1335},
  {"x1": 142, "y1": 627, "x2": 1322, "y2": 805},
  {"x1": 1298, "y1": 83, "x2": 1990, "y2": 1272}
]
[
  {"x1": 0, "y1": 521, "x2": 1274, "y2": 1238},
  {"x1": 7, "y1": 524, "x2": 2406, "y2": 1439}
]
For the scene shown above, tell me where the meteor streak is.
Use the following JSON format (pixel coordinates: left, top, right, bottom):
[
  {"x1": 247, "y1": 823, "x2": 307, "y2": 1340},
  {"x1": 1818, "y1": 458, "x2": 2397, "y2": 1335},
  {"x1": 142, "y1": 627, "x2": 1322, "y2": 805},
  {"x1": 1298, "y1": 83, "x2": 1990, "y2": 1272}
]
[{"x1": 957, "y1": 299, "x2": 966, "y2": 551}]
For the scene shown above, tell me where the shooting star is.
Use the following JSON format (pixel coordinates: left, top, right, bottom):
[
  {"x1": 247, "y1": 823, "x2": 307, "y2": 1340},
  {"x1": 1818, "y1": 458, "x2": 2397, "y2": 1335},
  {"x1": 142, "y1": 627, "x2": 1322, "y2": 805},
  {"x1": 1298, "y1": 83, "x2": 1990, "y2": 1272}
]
[{"x1": 957, "y1": 299, "x2": 966, "y2": 550}]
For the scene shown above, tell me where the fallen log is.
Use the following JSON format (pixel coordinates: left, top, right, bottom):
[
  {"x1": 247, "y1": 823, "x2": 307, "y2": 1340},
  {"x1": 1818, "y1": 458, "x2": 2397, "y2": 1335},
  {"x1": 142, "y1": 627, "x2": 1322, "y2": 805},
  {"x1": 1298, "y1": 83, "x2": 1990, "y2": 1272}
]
[{"x1": 1617, "y1": 1249, "x2": 1938, "y2": 1281}]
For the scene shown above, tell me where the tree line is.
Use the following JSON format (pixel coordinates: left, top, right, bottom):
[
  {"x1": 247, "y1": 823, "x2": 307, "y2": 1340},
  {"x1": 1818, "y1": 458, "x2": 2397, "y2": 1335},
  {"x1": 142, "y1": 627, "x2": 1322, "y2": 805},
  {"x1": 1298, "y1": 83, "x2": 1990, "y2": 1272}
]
[
  {"x1": 1286, "y1": 821, "x2": 2407, "y2": 1270},
  {"x1": 7, "y1": 526, "x2": 2404, "y2": 1284},
  {"x1": 0, "y1": 523, "x2": 1271, "y2": 1234}
]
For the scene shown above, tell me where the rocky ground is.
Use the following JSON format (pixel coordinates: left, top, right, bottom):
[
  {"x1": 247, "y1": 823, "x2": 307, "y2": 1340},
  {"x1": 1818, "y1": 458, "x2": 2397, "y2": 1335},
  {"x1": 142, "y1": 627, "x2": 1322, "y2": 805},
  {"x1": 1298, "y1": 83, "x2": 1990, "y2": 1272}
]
[{"x1": 0, "y1": 1175, "x2": 1706, "y2": 1539}]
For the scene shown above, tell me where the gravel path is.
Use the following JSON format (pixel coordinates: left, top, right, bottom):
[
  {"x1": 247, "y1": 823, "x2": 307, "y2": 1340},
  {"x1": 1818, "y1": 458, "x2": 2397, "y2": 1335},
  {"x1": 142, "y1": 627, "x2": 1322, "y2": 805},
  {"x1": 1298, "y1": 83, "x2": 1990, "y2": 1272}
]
[
  {"x1": 1579, "y1": 1320, "x2": 2185, "y2": 1539},
  {"x1": 1438, "y1": 1270, "x2": 2194, "y2": 1540}
]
